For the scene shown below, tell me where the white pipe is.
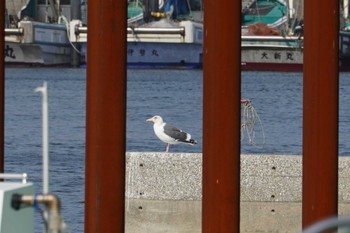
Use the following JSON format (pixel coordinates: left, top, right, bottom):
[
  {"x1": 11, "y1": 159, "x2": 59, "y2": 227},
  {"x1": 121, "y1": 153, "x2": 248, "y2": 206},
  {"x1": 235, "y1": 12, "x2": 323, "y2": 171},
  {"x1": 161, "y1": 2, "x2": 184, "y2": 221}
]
[
  {"x1": 288, "y1": 0, "x2": 294, "y2": 19},
  {"x1": 0, "y1": 173, "x2": 27, "y2": 183},
  {"x1": 35, "y1": 82, "x2": 49, "y2": 194}
]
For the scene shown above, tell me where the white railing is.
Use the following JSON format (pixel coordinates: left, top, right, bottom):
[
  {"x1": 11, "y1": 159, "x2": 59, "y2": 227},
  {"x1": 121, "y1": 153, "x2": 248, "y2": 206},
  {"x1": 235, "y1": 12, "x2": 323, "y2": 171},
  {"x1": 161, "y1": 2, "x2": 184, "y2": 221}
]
[{"x1": 0, "y1": 173, "x2": 28, "y2": 183}]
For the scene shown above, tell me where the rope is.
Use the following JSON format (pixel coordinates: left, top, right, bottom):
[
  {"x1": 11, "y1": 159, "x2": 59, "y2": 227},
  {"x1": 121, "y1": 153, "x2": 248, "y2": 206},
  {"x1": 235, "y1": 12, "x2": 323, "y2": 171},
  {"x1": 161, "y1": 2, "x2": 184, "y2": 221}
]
[
  {"x1": 59, "y1": 15, "x2": 82, "y2": 54},
  {"x1": 186, "y1": 0, "x2": 193, "y2": 19},
  {"x1": 241, "y1": 100, "x2": 266, "y2": 148}
]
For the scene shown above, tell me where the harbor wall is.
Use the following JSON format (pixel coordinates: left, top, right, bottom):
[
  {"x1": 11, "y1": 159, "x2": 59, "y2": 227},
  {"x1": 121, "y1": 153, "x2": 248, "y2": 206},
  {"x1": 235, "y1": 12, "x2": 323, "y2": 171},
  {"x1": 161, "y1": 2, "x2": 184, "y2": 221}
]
[{"x1": 125, "y1": 153, "x2": 350, "y2": 233}]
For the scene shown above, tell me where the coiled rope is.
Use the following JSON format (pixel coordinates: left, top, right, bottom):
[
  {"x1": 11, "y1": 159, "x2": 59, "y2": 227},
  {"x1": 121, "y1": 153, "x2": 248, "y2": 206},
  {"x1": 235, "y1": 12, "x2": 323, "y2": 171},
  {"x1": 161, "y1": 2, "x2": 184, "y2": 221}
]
[{"x1": 241, "y1": 99, "x2": 266, "y2": 148}]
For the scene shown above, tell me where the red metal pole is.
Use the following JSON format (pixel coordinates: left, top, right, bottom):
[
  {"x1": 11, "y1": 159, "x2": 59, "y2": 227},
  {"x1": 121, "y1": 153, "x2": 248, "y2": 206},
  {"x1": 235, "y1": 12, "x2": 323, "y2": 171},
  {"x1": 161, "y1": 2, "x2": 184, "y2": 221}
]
[
  {"x1": 302, "y1": 0, "x2": 339, "y2": 228},
  {"x1": 0, "y1": 0, "x2": 5, "y2": 173},
  {"x1": 202, "y1": 0, "x2": 241, "y2": 232},
  {"x1": 84, "y1": 0, "x2": 127, "y2": 232}
]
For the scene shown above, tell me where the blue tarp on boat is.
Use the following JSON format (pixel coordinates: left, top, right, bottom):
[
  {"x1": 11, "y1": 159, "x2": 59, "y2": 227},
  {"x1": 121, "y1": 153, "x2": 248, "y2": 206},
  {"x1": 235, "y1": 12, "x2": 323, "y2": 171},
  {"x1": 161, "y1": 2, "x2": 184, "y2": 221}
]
[{"x1": 165, "y1": 0, "x2": 189, "y2": 18}]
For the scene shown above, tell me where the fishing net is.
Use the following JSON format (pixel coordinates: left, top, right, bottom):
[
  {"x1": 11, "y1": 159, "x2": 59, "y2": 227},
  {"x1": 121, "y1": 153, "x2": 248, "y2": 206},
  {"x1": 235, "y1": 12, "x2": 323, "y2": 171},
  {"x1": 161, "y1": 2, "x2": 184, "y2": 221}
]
[{"x1": 241, "y1": 99, "x2": 266, "y2": 148}]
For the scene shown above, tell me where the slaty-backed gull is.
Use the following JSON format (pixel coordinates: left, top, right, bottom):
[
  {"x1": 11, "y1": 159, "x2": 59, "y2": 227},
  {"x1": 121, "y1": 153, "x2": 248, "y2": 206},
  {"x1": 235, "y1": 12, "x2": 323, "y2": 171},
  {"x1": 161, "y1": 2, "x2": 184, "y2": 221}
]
[{"x1": 146, "y1": 115, "x2": 197, "y2": 152}]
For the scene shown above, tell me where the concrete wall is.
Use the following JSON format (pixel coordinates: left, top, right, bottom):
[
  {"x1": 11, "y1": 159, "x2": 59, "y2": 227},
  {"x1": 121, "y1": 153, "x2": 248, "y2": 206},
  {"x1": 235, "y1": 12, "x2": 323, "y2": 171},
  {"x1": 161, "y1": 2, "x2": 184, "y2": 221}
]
[{"x1": 125, "y1": 153, "x2": 350, "y2": 232}]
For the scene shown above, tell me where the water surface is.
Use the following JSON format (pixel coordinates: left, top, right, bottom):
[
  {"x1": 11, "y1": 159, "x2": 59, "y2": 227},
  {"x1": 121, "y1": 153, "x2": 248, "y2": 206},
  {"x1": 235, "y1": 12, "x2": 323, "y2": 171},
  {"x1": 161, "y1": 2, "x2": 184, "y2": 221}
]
[{"x1": 4, "y1": 68, "x2": 350, "y2": 232}]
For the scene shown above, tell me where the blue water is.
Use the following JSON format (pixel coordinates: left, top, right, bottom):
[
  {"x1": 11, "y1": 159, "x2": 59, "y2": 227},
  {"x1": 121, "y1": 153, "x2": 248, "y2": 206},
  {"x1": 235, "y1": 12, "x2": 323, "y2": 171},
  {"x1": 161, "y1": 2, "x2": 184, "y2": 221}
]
[{"x1": 3, "y1": 68, "x2": 350, "y2": 232}]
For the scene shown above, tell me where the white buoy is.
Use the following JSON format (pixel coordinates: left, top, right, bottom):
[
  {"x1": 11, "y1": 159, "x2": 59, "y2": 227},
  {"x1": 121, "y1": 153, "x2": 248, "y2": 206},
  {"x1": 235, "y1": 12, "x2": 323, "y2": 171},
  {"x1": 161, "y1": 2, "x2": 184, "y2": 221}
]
[{"x1": 35, "y1": 81, "x2": 49, "y2": 194}]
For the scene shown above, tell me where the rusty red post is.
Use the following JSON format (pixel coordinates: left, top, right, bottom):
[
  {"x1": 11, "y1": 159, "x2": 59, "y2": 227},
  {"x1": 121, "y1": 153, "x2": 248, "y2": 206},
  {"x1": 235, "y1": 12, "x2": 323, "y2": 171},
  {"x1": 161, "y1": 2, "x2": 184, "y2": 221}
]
[
  {"x1": 84, "y1": 0, "x2": 127, "y2": 232},
  {"x1": 0, "y1": 0, "x2": 5, "y2": 173},
  {"x1": 202, "y1": 0, "x2": 241, "y2": 232},
  {"x1": 302, "y1": 0, "x2": 339, "y2": 228}
]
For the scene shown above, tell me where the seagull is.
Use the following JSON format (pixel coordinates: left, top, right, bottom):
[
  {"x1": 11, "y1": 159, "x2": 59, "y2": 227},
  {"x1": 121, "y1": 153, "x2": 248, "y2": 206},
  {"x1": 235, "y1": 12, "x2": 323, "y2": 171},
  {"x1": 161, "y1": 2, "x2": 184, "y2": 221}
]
[{"x1": 146, "y1": 115, "x2": 197, "y2": 152}]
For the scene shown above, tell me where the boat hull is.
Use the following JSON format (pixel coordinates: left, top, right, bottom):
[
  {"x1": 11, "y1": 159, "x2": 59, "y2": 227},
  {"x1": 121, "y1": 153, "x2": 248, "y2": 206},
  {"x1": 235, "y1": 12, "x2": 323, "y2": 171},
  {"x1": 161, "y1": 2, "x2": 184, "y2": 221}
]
[
  {"x1": 80, "y1": 41, "x2": 202, "y2": 69},
  {"x1": 5, "y1": 21, "x2": 71, "y2": 66},
  {"x1": 241, "y1": 62, "x2": 302, "y2": 72},
  {"x1": 5, "y1": 42, "x2": 71, "y2": 66},
  {"x1": 5, "y1": 19, "x2": 350, "y2": 72},
  {"x1": 241, "y1": 44, "x2": 303, "y2": 72}
]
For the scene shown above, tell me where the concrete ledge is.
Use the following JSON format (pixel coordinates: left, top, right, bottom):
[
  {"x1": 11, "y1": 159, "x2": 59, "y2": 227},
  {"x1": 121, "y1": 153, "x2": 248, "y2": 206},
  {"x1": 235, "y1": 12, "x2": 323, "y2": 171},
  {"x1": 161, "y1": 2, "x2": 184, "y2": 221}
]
[
  {"x1": 125, "y1": 153, "x2": 350, "y2": 232},
  {"x1": 126, "y1": 153, "x2": 350, "y2": 202},
  {"x1": 126, "y1": 153, "x2": 202, "y2": 200},
  {"x1": 126, "y1": 199, "x2": 201, "y2": 233}
]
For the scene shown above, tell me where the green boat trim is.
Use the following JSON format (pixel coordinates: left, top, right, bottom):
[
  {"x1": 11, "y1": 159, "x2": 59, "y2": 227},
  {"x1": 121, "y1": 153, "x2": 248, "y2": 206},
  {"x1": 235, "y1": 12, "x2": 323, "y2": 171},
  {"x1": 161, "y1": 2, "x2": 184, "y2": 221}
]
[
  {"x1": 242, "y1": 0, "x2": 288, "y2": 26},
  {"x1": 128, "y1": 0, "x2": 143, "y2": 19}
]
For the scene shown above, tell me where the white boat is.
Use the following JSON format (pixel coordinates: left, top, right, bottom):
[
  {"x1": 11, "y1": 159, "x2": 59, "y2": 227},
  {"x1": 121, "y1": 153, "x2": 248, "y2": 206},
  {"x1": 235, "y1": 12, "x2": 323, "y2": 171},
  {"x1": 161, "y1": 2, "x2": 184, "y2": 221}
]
[
  {"x1": 72, "y1": 0, "x2": 306, "y2": 70},
  {"x1": 72, "y1": 18, "x2": 204, "y2": 69},
  {"x1": 5, "y1": 0, "x2": 350, "y2": 71},
  {"x1": 5, "y1": 0, "x2": 73, "y2": 66},
  {"x1": 240, "y1": 0, "x2": 305, "y2": 71},
  {"x1": 5, "y1": 21, "x2": 71, "y2": 66},
  {"x1": 71, "y1": 0, "x2": 205, "y2": 69},
  {"x1": 5, "y1": 0, "x2": 300, "y2": 69},
  {"x1": 241, "y1": 35, "x2": 304, "y2": 71}
]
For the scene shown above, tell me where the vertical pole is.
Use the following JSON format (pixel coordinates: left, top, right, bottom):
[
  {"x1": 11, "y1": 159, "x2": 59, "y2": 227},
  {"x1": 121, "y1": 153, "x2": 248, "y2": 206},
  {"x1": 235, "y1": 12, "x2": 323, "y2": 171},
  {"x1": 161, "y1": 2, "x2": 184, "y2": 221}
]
[
  {"x1": 70, "y1": 0, "x2": 81, "y2": 67},
  {"x1": 202, "y1": 0, "x2": 241, "y2": 232},
  {"x1": 35, "y1": 82, "x2": 50, "y2": 233},
  {"x1": 0, "y1": 0, "x2": 5, "y2": 173},
  {"x1": 84, "y1": 0, "x2": 127, "y2": 232},
  {"x1": 302, "y1": 0, "x2": 339, "y2": 228},
  {"x1": 35, "y1": 82, "x2": 49, "y2": 194}
]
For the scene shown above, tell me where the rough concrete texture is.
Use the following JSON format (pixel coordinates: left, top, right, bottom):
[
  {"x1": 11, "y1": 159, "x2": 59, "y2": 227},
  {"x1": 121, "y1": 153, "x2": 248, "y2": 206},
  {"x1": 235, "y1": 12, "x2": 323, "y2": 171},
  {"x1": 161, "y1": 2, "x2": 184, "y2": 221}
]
[
  {"x1": 125, "y1": 153, "x2": 350, "y2": 232},
  {"x1": 126, "y1": 153, "x2": 202, "y2": 200},
  {"x1": 126, "y1": 199, "x2": 201, "y2": 233}
]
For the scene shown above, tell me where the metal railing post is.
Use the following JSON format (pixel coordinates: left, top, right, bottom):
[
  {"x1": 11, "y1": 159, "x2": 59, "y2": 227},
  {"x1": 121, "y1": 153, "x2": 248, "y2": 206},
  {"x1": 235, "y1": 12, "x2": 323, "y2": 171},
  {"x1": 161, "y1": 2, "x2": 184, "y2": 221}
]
[
  {"x1": 0, "y1": 0, "x2": 5, "y2": 173},
  {"x1": 302, "y1": 0, "x2": 339, "y2": 228},
  {"x1": 202, "y1": 0, "x2": 241, "y2": 232},
  {"x1": 84, "y1": 1, "x2": 127, "y2": 232}
]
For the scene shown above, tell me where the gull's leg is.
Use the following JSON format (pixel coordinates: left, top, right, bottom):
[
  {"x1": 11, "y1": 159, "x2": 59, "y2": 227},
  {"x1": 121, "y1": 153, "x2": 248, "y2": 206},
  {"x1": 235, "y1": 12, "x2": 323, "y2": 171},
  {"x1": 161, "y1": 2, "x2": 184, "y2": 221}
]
[{"x1": 165, "y1": 143, "x2": 170, "y2": 153}]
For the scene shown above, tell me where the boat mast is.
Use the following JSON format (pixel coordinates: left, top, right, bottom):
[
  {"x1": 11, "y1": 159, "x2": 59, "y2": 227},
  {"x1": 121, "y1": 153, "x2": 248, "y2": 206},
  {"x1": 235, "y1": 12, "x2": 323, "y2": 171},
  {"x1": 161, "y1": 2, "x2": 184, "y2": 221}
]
[
  {"x1": 344, "y1": 0, "x2": 349, "y2": 19},
  {"x1": 288, "y1": 0, "x2": 294, "y2": 21},
  {"x1": 55, "y1": 0, "x2": 61, "y2": 16},
  {"x1": 45, "y1": 0, "x2": 60, "y2": 22},
  {"x1": 287, "y1": 0, "x2": 294, "y2": 35},
  {"x1": 45, "y1": 0, "x2": 48, "y2": 22}
]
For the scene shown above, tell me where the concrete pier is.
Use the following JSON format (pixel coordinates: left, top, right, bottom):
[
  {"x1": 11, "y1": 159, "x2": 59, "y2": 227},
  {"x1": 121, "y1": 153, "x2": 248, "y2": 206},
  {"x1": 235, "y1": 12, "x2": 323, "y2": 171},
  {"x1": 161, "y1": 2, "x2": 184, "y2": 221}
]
[{"x1": 125, "y1": 153, "x2": 350, "y2": 232}]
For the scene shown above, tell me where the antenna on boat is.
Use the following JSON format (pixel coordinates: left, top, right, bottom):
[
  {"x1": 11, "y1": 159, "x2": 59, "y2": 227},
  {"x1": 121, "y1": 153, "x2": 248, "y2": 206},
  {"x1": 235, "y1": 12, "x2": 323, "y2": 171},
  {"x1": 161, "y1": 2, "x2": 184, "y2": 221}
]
[{"x1": 35, "y1": 81, "x2": 49, "y2": 194}]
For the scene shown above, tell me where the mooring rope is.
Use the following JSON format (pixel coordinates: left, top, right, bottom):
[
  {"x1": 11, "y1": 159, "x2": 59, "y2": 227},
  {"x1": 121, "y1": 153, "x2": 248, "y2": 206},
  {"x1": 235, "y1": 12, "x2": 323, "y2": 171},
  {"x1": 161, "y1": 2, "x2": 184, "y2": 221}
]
[{"x1": 241, "y1": 99, "x2": 266, "y2": 148}]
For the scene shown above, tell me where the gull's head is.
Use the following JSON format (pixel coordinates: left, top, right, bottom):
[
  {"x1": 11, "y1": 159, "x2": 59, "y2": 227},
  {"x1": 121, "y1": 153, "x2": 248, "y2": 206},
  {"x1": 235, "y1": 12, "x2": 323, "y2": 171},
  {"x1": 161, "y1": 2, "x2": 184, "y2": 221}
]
[{"x1": 146, "y1": 115, "x2": 164, "y2": 124}]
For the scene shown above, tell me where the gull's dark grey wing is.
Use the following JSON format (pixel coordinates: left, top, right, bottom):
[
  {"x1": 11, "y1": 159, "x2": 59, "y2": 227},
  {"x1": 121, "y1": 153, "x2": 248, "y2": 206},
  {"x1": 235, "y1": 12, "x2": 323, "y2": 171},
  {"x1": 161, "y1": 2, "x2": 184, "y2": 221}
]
[{"x1": 163, "y1": 123, "x2": 189, "y2": 143}]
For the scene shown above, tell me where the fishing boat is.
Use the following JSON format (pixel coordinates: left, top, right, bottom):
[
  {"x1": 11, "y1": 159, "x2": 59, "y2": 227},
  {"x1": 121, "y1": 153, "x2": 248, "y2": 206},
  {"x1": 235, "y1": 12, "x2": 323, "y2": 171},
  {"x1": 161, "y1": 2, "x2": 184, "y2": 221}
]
[
  {"x1": 5, "y1": 0, "x2": 72, "y2": 66},
  {"x1": 6, "y1": 0, "x2": 349, "y2": 71},
  {"x1": 71, "y1": 0, "x2": 204, "y2": 69},
  {"x1": 4, "y1": 0, "x2": 153, "y2": 66},
  {"x1": 240, "y1": 0, "x2": 305, "y2": 71},
  {"x1": 72, "y1": 0, "x2": 299, "y2": 70},
  {"x1": 241, "y1": 34, "x2": 303, "y2": 71},
  {"x1": 5, "y1": 0, "x2": 300, "y2": 69},
  {"x1": 240, "y1": 0, "x2": 350, "y2": 72}
]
